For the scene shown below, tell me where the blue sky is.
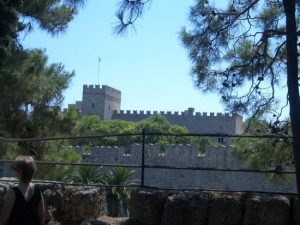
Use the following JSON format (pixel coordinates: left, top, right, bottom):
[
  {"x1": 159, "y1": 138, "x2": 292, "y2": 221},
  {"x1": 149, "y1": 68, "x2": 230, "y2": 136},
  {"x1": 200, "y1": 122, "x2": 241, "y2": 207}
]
[{"x1": 22, "y1": 1, "x2": 229, "y2": 114}]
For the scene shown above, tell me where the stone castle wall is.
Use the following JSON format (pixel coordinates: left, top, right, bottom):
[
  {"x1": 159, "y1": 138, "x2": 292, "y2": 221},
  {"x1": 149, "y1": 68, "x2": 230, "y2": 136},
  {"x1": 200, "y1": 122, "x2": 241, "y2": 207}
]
[
  {"x1": 79, "y1": 144, "x2": 296, "y2": 193},
  {"x1": 112, "y1": 109, "x2": 244, "y2": 134},
  {"x1": 70, "y1": 85, "x2": 244, "y2": 135},
  {"x1": 83, "y1": 144, "x2": 244, "y2": 169}
]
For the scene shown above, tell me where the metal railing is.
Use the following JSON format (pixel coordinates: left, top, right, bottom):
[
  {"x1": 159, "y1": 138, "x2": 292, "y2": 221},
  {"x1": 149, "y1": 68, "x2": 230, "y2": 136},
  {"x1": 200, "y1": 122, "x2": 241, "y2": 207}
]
[{"x1": 0, "y1": 130, "x2": 296, "y2": 194}]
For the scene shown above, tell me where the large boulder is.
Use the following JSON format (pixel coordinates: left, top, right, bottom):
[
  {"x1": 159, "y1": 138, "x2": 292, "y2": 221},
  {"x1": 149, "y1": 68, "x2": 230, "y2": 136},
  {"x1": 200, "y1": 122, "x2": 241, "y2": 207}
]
[
  {"x1": 162, "y1": 191, "x2": 210, "y2": 225},
  {"x1": 208, "y1": 192, "x2": 245, "y2": 225},
  {"x1": 243, "y1": 194, "x2": 290, "y2": 225},
  {"x1": 129, "y1": 188, "x2": 169, "y2": 225},
  {"x1": 60, "y1": 186, "x2": 106, "y2": 224},
  {"x1": 38, "y1": 183, "x2": 63, "y2": 223}
]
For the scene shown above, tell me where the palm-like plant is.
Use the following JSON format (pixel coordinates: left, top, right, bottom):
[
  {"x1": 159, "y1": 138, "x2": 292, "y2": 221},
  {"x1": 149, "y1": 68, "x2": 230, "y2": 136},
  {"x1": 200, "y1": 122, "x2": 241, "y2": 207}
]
[
  {"x1": 103, "y1": 167, "x2": 137, "y2": 217},
  {"x1": 64, "y1": 165, "x2": 104, "y2": 184}
]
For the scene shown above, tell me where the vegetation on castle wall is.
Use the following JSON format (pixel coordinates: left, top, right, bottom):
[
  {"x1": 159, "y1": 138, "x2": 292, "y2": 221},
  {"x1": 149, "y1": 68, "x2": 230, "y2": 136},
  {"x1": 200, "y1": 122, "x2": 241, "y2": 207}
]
[{"x1": 71, "y1": 112, "x2": 212, "y2": 152}]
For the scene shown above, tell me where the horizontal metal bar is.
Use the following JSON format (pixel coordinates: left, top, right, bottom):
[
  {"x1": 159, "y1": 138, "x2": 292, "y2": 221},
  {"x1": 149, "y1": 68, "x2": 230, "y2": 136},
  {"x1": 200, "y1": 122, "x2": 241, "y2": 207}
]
[
  {"x1": 0, "y1": 132, "x2": 293, "y2": 143},
  {"x1": 0, "y1": 160, "x2": 294, "y2": 175},
  {"x1": 0, "y1": 133, "x2": 142, "y2": 143},
  {"x1": 146, "y1": 132, "x2": 293, "y2": 139},
  {"x1": 0, "y1": 159, "x2": 141, "y2": 168}
]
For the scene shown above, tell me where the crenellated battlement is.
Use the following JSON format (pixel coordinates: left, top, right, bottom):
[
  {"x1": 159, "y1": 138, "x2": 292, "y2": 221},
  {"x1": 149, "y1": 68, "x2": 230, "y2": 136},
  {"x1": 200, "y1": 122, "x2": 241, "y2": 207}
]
[
  {"x1": 83, "y1": 84, "x2": 121, "y2": 98},
  {"x1": 113, "y1": 109, "x2": 236, "y2": 118},
  {"x1": 112, "y1": 107, "x2": 243, "y2": 134},
  {"x1": 74, "y1": 144, "x2": 246, "y2": 170}
]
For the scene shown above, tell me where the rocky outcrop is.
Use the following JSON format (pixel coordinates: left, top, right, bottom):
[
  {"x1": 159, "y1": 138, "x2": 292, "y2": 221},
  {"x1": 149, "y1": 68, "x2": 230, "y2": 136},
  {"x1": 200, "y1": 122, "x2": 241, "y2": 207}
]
[
  {"x1": 61, "y1": 187, "x2": 106, "y2": 223},
  {"x1": 243, "y1": 194, "x2": 290, "y2": 225},
  {"x1": 162, "y1": 192, "x2": 210, "y2": 225},
  {"x1": 129, "y1": 188, "x2": 296, "y2": 225},
  {"x1": 0, "y1": 183, "x2": 106, "y2": 225},
  {"x1": 129, "y1": 189, "x2": 169, "y2": 225},
  {"x1": 208, "y1": 192, "x2": 245, "y2": 225}
]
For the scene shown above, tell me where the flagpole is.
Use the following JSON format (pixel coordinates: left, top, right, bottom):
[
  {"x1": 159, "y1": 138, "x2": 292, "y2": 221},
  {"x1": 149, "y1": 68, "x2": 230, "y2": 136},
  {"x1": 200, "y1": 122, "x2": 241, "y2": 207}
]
[{"x1": 97, "y1": 57, "x2": 101, "y2": 84}]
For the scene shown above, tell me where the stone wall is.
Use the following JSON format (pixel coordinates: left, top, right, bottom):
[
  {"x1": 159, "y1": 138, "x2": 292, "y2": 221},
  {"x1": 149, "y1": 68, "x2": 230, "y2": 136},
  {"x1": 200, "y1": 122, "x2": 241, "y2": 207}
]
[
  {"x1": 129, "y1": 188, "x2": 299, "y2": 225},
  {"x1": 82, "y1": 144, "x2": 296, "y2": 193},
  {"x1": 0, "y1": 183, "x2": 106, "y2": 225},
  {"x1": 70, "y1": 85, "x2": 244, "y2": 134},
  {"x1": 112, "y1": 108, "x2": 243, "y2": 134},
  {"x1": 85, "y1": 144, "x2": 245, "y2": 169}
]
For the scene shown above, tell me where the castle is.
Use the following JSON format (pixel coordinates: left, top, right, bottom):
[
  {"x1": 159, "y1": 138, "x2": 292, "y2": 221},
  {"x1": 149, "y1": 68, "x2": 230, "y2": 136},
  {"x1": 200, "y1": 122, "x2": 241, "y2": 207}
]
[
  {"x1": 69, "y1": 84, "x2": 244, "y2": 136},
  {"x1": 0, "y1": 85, "x2": 294, "y2": 192}
]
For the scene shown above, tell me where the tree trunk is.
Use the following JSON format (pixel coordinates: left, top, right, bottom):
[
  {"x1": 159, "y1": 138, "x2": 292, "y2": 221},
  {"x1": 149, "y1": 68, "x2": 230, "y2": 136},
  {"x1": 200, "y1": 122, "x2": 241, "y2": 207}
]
[{"x1": 283, "y1": 0, "x2": 300, "y2": 194}]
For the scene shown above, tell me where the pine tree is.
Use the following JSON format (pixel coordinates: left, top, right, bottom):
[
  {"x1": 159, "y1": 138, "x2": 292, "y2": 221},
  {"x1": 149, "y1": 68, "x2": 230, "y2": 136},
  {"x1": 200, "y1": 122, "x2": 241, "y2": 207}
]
[
  {"x1": 180, "y1": 0, "x2": 300, "y2": 192},
  {"x1": 0, "y1": 0, "x2": 85, "y2": 157},
  {"x1": 0, "y1": 0, "x2": 85, "y2": 60}
]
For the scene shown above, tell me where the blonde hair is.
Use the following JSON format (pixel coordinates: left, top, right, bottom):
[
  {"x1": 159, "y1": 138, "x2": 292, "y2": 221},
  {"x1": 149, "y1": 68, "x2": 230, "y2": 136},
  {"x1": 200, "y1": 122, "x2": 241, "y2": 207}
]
[{"x1": 14, "y1": 156, "x2": 36, "y2": 183}]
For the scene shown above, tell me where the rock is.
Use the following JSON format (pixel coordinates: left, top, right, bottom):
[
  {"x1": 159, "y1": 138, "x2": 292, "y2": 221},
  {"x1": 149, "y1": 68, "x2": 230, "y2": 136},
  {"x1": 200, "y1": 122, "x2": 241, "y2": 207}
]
[
  {"x1": 39, "y1": 183, "x2": 63, "y2": 209},
  {"x1": 81, "y1": 219, "x2": 111, "y2": 225},
  {"x1": 129, "y1": 188, "x2": 169, "y2": 225},
  {"x1": 162, "y1": 191, "x2": 210, "y2": 225},
  {"x1": 243, "y1": 194, "x2": 290, "y2": 225},
  {"x1": 39, "y1": 184, "x2": 63, "y2": 222},
  {"x1": 60, "y1": 186, "x2": 106, "y2": 223},
  {"x1": 208, "y1": 192, "x2": 245, "y2": 225}
]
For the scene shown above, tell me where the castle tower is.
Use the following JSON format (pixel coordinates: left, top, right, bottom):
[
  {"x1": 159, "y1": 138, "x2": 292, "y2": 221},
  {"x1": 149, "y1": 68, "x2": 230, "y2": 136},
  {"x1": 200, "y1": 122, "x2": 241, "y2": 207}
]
[{"x1": 80, "y1": 85, "x2": 121, "y2": 120}]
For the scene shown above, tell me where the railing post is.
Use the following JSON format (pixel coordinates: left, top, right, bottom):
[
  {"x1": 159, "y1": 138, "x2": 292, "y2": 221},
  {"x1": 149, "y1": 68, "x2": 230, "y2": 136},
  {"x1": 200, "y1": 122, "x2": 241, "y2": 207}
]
[{"x1": 141, "y1": 129, "x2": 146, "y2": 187}]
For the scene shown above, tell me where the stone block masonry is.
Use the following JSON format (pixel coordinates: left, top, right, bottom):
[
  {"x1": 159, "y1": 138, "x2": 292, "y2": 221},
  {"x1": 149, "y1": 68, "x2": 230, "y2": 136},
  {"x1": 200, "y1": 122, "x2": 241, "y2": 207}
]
[
  {"x1": 79, "y1": 144, "x2": 296, "y2": 193},
  {"x1": 74, "y1": 85, "x2": 121, "y2": 121}
]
